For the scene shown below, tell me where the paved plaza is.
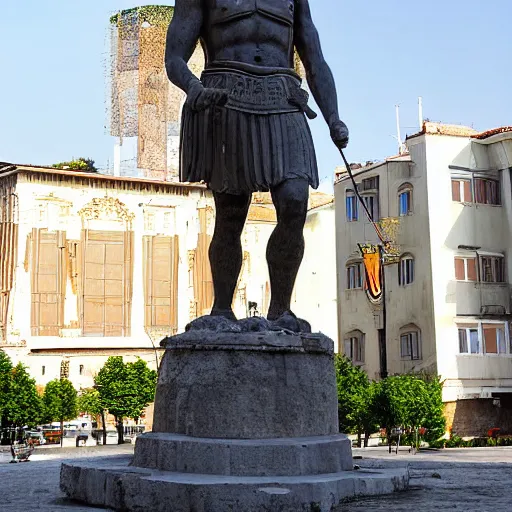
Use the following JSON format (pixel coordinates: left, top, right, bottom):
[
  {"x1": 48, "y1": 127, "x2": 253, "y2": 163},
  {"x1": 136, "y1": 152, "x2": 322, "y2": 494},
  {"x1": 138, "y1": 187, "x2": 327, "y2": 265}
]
[{"x1": 0, "y1": 444, "x2": 511, "y2": 511}]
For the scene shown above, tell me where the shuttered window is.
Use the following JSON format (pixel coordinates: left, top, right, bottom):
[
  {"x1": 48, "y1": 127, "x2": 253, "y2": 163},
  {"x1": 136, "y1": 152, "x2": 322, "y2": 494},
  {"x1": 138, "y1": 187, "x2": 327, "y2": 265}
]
[
  {"x1": 0, "y1": 221, "x2": 18, "y2": 340},
  {"x1": 344, "y1": 334, "x2": 365, "y2": 364},
  {"x1": 192, "y1": 209, "x2": 214, "y2": 318},
  {"x1": 82, "y1": 230, "x2": 133, "y2": 337},
  {"x1": 452, "y1": 179, "x2": 472, "y2": 203},
  {"x1": 30, "y1": 229, "x2": 66, "y2": 336},
  {"x1": 483, "y1": 324, "x2": 506, "y2": 354},
  {"x1": 454, "y1": 257, "x2": 477, "y2": 281},
  {"x1": 143, "y1": 235, "x2": 179, "y2": 333}
]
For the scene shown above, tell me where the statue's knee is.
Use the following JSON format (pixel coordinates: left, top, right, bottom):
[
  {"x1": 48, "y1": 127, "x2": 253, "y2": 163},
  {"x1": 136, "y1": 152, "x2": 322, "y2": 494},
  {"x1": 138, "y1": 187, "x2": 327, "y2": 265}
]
[{"x1": 279, "y1": 193, "x2": 308, "y2": 220}]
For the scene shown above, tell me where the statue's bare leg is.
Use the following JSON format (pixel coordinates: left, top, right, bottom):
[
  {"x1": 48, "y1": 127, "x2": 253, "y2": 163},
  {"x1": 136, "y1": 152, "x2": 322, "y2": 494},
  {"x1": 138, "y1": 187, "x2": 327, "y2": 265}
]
[
  {"x1": 209, "y1": 191, "x2": 252, "y2": 319},
  {"x1": 266, "y1": 178, "x2": 309, "y2": 321}
]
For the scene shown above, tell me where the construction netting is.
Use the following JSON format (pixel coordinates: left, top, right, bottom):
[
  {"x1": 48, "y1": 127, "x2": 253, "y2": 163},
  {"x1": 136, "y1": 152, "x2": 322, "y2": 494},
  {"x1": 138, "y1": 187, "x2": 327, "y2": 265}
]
[{"x1": 107, "y1": 5, "x2": 306, "y2": 181}]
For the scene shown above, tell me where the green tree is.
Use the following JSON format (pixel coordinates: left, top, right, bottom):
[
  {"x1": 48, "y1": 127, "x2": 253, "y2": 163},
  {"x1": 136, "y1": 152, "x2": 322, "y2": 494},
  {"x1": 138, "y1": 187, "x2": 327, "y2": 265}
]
[
  {"x1": 43, "y1": 378, "x2": 78, "y2": 446},
  {"x1": 77, "y1": 388, "x2": 102, "y2": 417},
  {"x1": 420, "y1": 375, "x2": 446, "y2": 442},
  {"x1": 373, "y1": 374, "x2": 446, "y2": 449},
  {"x1": 334, "y1": 355, "x2": 379, "y2": 446},
  {"x1": 95, "y1": 357, "x2": 157, "y2": 444},
  {"x1": 0, "y1": 351, "x2": 13, "y2": 429},
  {"x1": 4, "y1": 363, "x2": 42, "y2": 429},
  {"x1": 77, "y1": 387, "x2": 104, "y2": 445}
]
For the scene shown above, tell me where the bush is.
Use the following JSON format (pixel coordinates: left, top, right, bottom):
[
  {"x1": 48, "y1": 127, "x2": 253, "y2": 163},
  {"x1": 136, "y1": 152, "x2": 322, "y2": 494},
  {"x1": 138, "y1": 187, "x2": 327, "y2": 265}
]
[{"x1": 335, "y1": 357, "x2": 446, "y2": 450}]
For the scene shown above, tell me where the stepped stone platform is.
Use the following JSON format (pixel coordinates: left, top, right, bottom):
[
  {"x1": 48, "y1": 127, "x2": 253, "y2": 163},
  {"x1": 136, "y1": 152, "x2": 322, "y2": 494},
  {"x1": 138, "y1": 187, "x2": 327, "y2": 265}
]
[{"x1": 60, "y1": 325, "x2": 409, "y2": 511}]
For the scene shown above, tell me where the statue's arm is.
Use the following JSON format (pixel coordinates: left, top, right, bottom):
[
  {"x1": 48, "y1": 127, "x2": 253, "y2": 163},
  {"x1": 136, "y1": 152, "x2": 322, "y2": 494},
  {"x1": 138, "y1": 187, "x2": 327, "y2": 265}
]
[
  {"x1": 294, "y1": 0, "x2": 348, "y2": 147},
  {"x1": 165, "y1": 0, "x2": 203, "y2": 93}
]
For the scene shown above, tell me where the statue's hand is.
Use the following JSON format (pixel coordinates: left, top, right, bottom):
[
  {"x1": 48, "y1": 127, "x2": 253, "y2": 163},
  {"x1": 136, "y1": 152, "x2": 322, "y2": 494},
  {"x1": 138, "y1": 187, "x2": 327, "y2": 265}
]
[
  {"x1": 330, "y1": 119, "x2": 349, "y2": 149},
  {"x1": 186, "y1": 82, "x2": 229, "y2": 112}
]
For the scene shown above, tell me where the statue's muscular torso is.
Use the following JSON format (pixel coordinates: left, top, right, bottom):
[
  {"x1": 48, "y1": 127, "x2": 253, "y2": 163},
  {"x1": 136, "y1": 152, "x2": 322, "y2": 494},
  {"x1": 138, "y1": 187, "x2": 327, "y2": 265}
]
[{"x1": 201, "y1": 0, "x2": 295, "y2": 68}]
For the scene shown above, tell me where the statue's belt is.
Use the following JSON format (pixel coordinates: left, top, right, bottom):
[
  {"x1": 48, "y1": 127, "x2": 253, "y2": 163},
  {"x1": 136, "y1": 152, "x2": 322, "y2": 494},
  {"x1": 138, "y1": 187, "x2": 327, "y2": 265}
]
[{"x1": 201, "y1": 68, "x2": 317, "y2": 119}]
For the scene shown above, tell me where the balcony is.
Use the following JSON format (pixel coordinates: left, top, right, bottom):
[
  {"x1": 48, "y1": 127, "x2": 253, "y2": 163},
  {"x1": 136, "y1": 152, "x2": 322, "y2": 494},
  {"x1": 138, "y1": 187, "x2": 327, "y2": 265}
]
[{"x1": 455, "y1": 281, "x2": 510, "y2": 316}]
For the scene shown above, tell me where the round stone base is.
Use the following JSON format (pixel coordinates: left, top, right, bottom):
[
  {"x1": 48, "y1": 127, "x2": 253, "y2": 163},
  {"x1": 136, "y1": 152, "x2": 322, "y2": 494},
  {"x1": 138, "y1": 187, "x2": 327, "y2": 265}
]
[
  {"x1": 132, "y1": 432, "x2": 353, "y2": 476},
  {"x1": 153, "y1": 330, "x2": 339, "y2": 439},
  {"x1": 60, "y1": 457, "x2": 410, "y2": 512}
]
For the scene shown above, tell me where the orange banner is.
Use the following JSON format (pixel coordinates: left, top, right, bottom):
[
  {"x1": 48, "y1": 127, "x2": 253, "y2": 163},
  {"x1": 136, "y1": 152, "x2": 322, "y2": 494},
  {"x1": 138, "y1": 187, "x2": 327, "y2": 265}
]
[{"x1": 363, "y1": 252, "x2": 382, "y2": 302}]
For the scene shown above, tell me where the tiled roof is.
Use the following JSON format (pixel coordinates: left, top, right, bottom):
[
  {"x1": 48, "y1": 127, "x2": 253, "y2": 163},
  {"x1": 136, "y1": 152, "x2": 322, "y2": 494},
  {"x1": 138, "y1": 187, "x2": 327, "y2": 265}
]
[
  {"x1": 472, "y1": 127, "x2": 512, "y2": 140},
  {"x1": 247, "y1": 205, "x2": 277, "y2": 223},
  {"x1": 250, "y1": 190, "x2": 333, "y2": 211},
  {"x1": 0, "y1": 163, "x2": 207, "y2": 190},
  {"x1": 407, "y1": 122, "x2": 478, "y2": 140}
]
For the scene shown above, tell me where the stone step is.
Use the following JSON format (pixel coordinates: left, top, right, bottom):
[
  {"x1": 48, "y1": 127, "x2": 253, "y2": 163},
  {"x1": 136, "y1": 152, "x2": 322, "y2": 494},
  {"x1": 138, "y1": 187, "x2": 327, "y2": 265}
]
[
  {"x1": 133, "y1": 432, "x2": 353, "y2": 476},
  {"x1": 60, "y1": 457, "x2": 410, "y2": 512}
]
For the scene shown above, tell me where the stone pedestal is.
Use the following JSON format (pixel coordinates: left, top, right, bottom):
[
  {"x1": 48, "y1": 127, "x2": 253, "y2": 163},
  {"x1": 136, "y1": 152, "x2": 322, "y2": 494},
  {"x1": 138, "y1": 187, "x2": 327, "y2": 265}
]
[{"x1": 61, "y1": 329, "x2": 409, "y2": 511}]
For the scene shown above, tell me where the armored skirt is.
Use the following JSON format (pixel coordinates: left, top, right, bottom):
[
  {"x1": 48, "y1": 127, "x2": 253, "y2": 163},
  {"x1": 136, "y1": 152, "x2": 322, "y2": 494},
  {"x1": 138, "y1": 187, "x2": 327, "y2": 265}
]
[{"x1": 179, "y1": 65, "x2": 319, "y2": 195}]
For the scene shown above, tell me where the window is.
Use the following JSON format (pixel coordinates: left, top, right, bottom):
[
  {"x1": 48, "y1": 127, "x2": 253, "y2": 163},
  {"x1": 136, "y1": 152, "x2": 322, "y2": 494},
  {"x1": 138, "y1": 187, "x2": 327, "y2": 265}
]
[
  {"x1": 143, "y1": 235, "x2": 180, "y2": 332},
  {"x1": 30, "y1": 229, "x2": 67, "y2": 336},
  {"x1": 346, "y1": 191, "x2": 358, "y2": 222},
  {"x1": 458, "y1": 327, "x2": 480, "y2": 354},
  {"x1": 362, "y1": 194, "x2": 379, "y2": 220},
  {"x1": 452, "y1": 179, "x2": 472, "y2": 203},
  {"x1": 82, "y1": 230, "x2": 134, "y2": 337},
  {"x1": 41, "y1": 366, "x2": 45, "y2": 376},
  {"x1": 475, "y1": 178, "x2": 500, "y2": 205},
  {"x1": 362, "y1": 176, "x2": 379, "y2": 191},
  {"x1": 398, "y1": 184, "x2": 413, "y2": 216},
  {"x1": 79, "y1": 364, "x2": 84, "y2": 376},
  {"x1": 483, "y1": 324, "x2": 507, "y2": 354},
  {"x1": 398, "y1": 255, "x2": 415, "y2": 286},
  {"x1": 346, "y1": 262, "x2": 363, "y2": 289},
  {"x1": 400, "y1": 330, "x2": 422, "y2": 360},
  {"x1": 458, "y1": 323, "x2": 509, "y2": 355},
  {"x1": 480, "y1": 255, "x2": 505, "y2": 283},
  {"x1": 344, "y1": 333, "x2": 365, "y2": 363},
  {"x1": 454, "y1": 256, "x2": 477, "y2": 281}
]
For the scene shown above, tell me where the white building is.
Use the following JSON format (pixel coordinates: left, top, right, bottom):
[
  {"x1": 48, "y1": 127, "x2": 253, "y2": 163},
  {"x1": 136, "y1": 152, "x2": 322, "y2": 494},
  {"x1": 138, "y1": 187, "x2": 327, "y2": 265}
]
[
  {"x1": 0, "y1": 163, "x2": 279, "y2": 397},
  {"x1": 293, "y1": 197, "x2": 338, "y2": 341},
  {"x1": 335, "y1": 122, "x2": 512, "y2": 436}
]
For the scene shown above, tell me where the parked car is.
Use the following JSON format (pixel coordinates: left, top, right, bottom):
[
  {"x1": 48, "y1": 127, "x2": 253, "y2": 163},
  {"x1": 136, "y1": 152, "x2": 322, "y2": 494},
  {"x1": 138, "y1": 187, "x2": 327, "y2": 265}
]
[{"x1": 26, "y1": 431, "x2": 46, "y2": 445}]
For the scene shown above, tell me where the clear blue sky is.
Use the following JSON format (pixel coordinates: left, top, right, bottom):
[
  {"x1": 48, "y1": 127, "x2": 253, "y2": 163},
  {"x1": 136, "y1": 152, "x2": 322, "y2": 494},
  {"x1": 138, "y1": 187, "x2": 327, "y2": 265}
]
[{"x1": 1, "y1": 1, "x2": 511, "y2": 190}]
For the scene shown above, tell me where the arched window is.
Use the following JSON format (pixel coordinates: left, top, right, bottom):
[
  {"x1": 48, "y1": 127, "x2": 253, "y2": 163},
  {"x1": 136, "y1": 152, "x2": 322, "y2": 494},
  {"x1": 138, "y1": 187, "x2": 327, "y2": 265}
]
[
  {"x1": 344, "y1": 330, "x2": 365, "y2": 364},
  {"x1": 346, "y1": 260, "x2": 363, "y2": 289},
  {"x1": 398, "y1": 183, "x2": 413, "y2": 216},
  {"x1": 346, "y1": 189, "x2": 358, "y2": 222},
  {"x1": 400, "y1": 324, "x2": 422, "y2": 360},
  {"x1": 398, "y1": 254, "x2": 415, "y2": 286}
]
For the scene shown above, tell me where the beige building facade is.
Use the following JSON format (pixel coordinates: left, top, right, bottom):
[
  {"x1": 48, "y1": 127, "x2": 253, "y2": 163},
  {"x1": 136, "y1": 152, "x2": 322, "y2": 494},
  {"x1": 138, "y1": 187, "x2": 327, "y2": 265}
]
[
  {"x1": 335, "y1": 122, "x2": 512, "y2": 436},
  {"x1": 0, "y1": 164, "x2": 279, "y2": 392}
]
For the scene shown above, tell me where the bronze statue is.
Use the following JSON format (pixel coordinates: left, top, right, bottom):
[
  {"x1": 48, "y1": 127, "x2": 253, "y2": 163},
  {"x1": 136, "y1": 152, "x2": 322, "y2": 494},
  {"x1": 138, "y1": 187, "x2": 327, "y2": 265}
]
[{"x1": 165, "y1": 0, "x2": 349, "y2": 331}]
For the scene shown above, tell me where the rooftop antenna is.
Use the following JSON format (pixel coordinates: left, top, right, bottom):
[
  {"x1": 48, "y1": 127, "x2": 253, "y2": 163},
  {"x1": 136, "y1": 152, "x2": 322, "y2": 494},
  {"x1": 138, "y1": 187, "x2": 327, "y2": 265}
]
[
  {"x1": 418, "y1": 96, "x2": 423, "y2": 130},
  {"x1": 395, "y1": 104, "x2": 406, "y2": 155}
]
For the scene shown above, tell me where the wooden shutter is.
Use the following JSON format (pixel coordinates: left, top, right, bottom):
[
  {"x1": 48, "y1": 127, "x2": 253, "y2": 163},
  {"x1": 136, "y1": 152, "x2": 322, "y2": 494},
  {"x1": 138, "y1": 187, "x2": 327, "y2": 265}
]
[
  {"x1": 451, "y1": 180, "x2": 461, "y2": 202},
  {"x1": 454, "y1": 258, "x2": 465, "y2": 281},
  {"x1": 467, "y1": 258, "x2": 477, "y2": 281},
  {"x1": 143, "y1": 235, "x2": 179, "y2": 332},
  {"x1": 463, "y1": 180, "x2": 472, "y2": 202},
  {"x1": 0, "y1": 221, "x2": 18, "y2": 340},
  {"x1": 483, "y1": 324, "x2": 498, "y2": 354},
  {"x1": 82, "y1": 230, "x2": 133, "y2": 337},
  {"x1": 193, "y1": 209, "x2": 214, "y2": 317},
  {"x1": 31, "y1": 229, "x2": 66, "y2": 336}
]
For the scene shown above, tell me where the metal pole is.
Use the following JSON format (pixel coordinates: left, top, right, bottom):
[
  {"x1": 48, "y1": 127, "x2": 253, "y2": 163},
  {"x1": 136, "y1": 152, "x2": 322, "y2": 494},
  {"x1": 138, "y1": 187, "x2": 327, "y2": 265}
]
[{"x1": 379, "y1": 245, "x2": 388, "y2": 379}]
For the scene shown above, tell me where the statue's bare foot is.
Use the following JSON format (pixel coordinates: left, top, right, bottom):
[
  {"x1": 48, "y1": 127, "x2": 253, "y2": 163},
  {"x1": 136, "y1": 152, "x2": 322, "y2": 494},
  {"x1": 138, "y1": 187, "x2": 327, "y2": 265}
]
[
  {"x1": 210, "y1": 307, "x2": 237, "y2": 322},
  {"x1": 268, "y1": 310, "x2": 312, "y2": 334}
]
